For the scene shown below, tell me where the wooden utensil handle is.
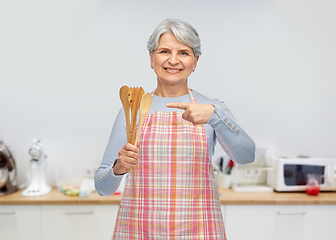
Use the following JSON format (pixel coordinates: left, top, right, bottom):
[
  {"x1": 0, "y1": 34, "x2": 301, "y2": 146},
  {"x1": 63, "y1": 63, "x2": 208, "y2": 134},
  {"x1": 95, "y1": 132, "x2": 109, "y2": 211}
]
[{"x1": 134, "y1": 121, "x2": 143, "y2": 147}]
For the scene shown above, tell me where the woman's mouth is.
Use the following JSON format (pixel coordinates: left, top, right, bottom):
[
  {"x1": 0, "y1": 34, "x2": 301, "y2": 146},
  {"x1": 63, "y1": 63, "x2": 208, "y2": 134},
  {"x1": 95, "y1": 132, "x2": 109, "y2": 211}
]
[{"x1": 164, "y1": 68, "x2": 182, "y2": 73}]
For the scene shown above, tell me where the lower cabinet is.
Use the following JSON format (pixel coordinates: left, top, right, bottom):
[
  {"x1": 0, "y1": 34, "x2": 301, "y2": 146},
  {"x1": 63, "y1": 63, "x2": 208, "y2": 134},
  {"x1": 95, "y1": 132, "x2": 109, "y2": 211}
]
[
  {"x1": 224, "y1": 205, "x2": 336, "y2": 240},
  {"x1": 221, "y1": 205, "x2": 226, "y2": 226},
  {"x1": 0, "y1": 205, "x2": 41, "y2": 240},
  {"x1": 1, "y1": 204, "x2": 335, "y2": 240},
  {"x1": 0, "y1": 204, "x2": 119, "y2": 240},
  {"x1": 41, "y1": 205, "x2": 119, "y2": 240}
]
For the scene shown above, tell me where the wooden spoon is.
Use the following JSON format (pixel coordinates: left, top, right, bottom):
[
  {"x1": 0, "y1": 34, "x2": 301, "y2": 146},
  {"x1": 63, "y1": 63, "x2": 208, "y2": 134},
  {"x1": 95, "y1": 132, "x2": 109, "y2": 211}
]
[
  {"x1": 129, "y1": 87, "x2": 145, "y2": 144},
  {"x1": 127, "y1": 87, "x2": 133, "y2": 110},
  {"x1": 134, "y1": 93, "x2": 153, "y2": 146},
  {"x1": 119, "y1": 86, "x2": 131, "y2": 142},
  {"x1": 127, "y1": 87, "x2": 136, "y2": 143}
]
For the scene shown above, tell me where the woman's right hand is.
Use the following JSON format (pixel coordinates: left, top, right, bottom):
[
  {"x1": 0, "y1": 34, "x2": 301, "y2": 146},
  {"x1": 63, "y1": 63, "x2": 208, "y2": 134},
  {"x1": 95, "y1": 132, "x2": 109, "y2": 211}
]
[{"x1": 113, "y1": 143, "x2": 139, "y2": 175}]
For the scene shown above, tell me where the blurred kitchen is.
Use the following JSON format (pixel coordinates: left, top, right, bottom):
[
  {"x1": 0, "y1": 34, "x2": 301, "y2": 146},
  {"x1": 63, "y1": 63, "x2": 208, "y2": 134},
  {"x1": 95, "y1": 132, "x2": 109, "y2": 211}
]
[{"x1": 0, "y1": 1, "x2": 336, "y2": 240}]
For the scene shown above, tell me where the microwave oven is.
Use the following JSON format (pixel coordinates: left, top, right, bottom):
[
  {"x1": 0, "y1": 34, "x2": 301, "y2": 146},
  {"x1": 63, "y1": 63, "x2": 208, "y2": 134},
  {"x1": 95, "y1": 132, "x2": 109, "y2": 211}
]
[{"x1": 267, "y1": 157, "x2": 336, "y2": 192}]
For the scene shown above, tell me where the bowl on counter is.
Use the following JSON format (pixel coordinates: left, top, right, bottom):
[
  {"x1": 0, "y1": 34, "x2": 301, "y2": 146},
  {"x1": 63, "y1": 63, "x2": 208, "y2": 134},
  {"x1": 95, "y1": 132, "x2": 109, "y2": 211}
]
[{"x1": 56, "y1": 179, "x2": 82, "y2": 196}]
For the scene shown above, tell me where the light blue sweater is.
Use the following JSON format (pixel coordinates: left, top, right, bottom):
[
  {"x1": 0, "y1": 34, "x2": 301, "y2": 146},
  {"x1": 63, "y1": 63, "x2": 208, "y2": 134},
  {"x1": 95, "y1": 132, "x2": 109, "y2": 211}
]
[{"x1": 95, "y1": 90, "x2": 255, "y2": 196}]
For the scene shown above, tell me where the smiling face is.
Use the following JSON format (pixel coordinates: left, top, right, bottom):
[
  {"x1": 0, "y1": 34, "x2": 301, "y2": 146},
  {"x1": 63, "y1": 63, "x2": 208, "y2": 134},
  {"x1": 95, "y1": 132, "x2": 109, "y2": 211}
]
[{"x1": 150, "y1": 33, "x2": 199, "y2": 96}]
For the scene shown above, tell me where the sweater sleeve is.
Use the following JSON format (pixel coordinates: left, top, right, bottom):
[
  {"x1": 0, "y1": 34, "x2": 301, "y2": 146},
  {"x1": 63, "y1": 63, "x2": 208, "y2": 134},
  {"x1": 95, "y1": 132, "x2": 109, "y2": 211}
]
[
  {"x1": 94, "y1": 108, "x2": 127, "y2": 196},
  {"x1": 207, "y1": 101, "x2": 256, "y2": 164}
]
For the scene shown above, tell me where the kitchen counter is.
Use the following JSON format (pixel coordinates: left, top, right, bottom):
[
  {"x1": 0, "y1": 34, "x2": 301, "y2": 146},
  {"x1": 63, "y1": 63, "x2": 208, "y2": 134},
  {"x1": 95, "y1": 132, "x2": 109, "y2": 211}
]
[{"x1": 1, "y1": 188, "x2": 336, "y2": 205}]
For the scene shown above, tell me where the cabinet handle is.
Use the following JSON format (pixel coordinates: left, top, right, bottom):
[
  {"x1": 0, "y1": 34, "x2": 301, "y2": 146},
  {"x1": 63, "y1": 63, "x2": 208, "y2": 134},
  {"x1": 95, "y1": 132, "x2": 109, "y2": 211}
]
[
  {"x1": 65, "y1": 211, "x2": 94, "y2": 215},
  {"x1": 277, "y1": 211, "x2": 306, "y2": 215},
  {"x1": 0, "y1": 212, "x2": 15, "y2": 215}
]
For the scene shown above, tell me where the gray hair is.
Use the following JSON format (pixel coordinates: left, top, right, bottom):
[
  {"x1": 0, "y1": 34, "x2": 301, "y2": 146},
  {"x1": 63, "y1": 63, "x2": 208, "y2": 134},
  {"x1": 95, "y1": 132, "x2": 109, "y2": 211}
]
[{"x1": 147, "y1": 19, "x2": 202, "y2": 57}]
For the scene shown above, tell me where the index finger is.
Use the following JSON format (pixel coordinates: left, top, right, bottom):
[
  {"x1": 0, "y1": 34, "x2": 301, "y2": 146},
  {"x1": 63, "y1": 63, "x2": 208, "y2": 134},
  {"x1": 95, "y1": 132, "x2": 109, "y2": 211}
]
[
  {"x1": 124, "y1": 143, "x2": 139, "y2": 153},
  {"x1": 166, "y1": 102, "x2": 189, "y2": 110}
]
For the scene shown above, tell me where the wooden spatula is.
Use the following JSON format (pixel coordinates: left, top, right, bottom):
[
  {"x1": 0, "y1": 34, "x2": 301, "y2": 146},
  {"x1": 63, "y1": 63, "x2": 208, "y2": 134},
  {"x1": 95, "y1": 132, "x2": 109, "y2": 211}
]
[
  {"x1": 119, "y1": 86, "x2": 131, "y2": 142},
  {"x1": 128, "y1": 87, "x2": 145, "y2": 144}
]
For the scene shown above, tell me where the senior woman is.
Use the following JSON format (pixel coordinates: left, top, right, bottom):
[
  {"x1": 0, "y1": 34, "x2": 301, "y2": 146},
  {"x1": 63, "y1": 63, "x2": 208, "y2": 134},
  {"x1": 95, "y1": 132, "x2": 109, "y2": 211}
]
[{"x1": 95, "y1": 18, "x2": 255, "y2": 240}]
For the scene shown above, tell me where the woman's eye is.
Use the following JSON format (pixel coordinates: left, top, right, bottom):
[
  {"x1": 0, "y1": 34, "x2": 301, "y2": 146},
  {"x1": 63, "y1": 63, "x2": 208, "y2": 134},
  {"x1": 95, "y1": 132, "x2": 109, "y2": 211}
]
[
  {"x1": 180, "y1": 52, "x2": 188, "y2": 56},
  {"x1": 160, "y1": 50, "x2": 168, "y2": 54}
]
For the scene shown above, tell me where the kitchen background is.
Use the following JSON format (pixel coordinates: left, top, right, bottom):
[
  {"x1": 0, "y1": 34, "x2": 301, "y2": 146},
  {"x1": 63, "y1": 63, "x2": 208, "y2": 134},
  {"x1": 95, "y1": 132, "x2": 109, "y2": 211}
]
[{"x1": 0, "y1": 0, "x2": 335, "y2": 187}]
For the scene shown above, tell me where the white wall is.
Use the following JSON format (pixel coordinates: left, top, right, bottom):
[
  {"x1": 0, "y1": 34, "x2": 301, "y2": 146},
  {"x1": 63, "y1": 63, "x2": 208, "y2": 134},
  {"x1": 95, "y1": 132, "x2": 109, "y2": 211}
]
[{"x1": 1, "y1": 0, "x2": 335, "y2": 186}]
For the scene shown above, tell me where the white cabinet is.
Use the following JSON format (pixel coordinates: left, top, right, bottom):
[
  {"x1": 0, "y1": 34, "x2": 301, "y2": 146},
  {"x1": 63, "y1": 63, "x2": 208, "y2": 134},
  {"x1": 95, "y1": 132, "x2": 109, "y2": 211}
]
[
  {"x1": 41, "y1": 205, "x2": 119, "y2": 240},
  {"x1": 300, "y1": 205, "x2": 336, "y2": 240},
  {"x1": 0, "y1": 204, "x2": 119, "y2": 240},
  {"x1": 224, "y1": 205, "x2": 336, "y2": 240},
  {"x1": 221, "y1": 205, "x2": 226, "y2": 226},
  {"x1": 224, "y1": 205, "x2": 275, "y2": 240},
  {"x1": 0, "y1": 205, "x2": 41, "y2": 240},
  {"x1": 1, "y1": 203, "x2": 335, "y2": 240}
]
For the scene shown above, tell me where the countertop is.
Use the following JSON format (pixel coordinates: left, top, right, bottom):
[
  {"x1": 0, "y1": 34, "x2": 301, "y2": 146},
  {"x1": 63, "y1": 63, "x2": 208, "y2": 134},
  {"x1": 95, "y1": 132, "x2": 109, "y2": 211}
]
[{"x1": 1, "y1": 188, "x2": 336, "y2": 205}]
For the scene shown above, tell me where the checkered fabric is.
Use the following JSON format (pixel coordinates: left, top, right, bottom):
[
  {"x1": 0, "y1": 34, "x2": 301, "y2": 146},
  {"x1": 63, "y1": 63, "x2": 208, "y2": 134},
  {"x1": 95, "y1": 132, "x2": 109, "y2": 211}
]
[{"x1": 113, "y1": 89, "x2": 226, "y2": 239}]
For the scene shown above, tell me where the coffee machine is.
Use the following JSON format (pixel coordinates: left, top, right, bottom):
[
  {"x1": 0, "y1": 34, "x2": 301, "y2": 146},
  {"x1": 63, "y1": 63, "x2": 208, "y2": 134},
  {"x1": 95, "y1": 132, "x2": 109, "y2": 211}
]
[{"x1": 0, "y1": 141, "x2": 18, "y2": 196}]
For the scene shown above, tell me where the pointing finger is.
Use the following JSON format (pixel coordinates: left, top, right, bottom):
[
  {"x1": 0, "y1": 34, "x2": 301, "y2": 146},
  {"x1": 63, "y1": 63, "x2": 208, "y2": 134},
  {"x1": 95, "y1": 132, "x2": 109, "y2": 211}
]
[{"x1": 166, "y1": 102, "x2": 190, "y2": 110}]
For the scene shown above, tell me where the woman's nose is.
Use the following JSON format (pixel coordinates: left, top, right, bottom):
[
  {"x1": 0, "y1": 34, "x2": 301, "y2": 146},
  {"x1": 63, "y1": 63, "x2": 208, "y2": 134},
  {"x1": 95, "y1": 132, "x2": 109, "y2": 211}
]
[{"x1": 168, "y1": 53, "x2": 179, "y2": 65}]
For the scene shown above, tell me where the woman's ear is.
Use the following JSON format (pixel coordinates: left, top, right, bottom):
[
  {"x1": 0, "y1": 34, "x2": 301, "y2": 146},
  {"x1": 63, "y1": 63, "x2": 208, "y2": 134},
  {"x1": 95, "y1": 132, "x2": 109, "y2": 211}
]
[
  {"x1": 149, "y1": 51, "x2": 153, "y2": 69},
  {"x1": 193, "y1": 55, "x2": 200, "y2": 71}
]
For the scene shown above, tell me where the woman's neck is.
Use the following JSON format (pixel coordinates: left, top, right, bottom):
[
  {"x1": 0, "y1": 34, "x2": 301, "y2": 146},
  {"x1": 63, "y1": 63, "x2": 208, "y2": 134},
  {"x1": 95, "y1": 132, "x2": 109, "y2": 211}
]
[{"x1": 155, "y1": 79, "x2": 189, "y2": 97}]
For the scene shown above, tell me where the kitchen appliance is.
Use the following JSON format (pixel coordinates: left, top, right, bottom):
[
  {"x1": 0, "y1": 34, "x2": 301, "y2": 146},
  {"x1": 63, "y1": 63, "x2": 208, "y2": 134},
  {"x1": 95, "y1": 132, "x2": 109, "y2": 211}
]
[
  {"x1": 231, "y1": 148, "x2": 275, "y2": 192},
  {"x1": 0, "y1": 141, "x2": 18, "y2": 196},
  {"x1": 22, "y1": 139, "x2": 51, "y2": 196},
  {"x1": 267, "y1": 157, "x2": 336, "y2": 192}
]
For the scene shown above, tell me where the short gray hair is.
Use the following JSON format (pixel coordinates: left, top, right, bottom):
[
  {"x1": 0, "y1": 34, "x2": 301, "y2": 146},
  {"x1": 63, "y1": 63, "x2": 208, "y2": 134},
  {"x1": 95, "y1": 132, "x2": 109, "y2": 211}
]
[{"x1": 147, "y1": 19, "x2": 202, "y2": 57}]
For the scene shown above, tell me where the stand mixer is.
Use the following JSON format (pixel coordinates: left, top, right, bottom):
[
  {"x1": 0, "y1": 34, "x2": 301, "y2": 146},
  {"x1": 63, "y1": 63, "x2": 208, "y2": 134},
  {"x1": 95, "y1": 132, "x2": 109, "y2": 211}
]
[
  {"x1": 0, "y1": 141, "x2": 18, "y2": 196},
  {"x1": 21, "y1": 138, "x2": 51, "y2": 197}
]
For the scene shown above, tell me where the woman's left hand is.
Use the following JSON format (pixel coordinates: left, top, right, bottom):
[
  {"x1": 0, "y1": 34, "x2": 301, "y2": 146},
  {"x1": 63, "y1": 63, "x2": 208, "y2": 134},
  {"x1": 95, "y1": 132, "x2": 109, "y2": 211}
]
[{"x1": 166, "y1": 103, "x2": 215, "y2": 125}]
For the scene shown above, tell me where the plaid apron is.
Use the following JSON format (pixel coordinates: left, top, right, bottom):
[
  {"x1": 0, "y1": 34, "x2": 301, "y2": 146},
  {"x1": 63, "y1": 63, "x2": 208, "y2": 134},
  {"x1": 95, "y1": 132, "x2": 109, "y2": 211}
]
[{"x1": 113, "y1": 89, "x2": 226, "y2": 240}]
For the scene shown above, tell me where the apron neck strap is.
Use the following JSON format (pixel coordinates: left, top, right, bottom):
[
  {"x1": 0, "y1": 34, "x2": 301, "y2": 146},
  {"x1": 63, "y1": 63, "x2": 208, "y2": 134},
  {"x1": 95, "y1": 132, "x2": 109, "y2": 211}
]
[{"x1": 151, "y1": 88, "x2": 196, "y2": 103}]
